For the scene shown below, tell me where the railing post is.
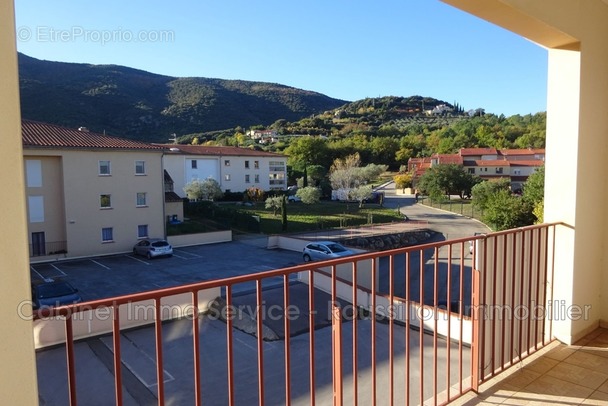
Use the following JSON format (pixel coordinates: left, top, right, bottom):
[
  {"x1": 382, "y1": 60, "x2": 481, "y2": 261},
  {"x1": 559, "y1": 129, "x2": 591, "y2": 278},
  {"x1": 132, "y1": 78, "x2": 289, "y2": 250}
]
[
  {"x1": 332, "y1": 305, "x2": 343, "y2": 406},
  {"x1": 471, "y1": 267, "x2": 482, "y2": 392}
]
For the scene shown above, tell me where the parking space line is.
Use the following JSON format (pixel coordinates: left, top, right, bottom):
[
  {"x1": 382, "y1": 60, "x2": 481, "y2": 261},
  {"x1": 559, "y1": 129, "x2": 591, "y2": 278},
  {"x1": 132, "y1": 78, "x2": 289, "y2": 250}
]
[
  {"x1": 173, "y1": 249, "x2": 202, "y2": 258},
  {"x1": 126, "y1": 255, "x2": 149, "y2": 265},
  {"x1": 171, "y1": 253, "x2": 188, "y2": 259},
  {"x1": 30, "y1": 266, "x2": 45, "y2": 281},
  {"x1": 50, "y1": 263, "x2": 67, "y2": 276},
  {"x1": 90, "y1": 259, "x2": 110, "y2": 270}
]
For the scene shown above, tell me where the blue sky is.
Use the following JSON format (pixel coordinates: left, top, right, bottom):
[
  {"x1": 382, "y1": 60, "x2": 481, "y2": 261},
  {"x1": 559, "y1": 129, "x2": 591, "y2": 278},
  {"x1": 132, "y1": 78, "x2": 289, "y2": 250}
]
[{"x1": 15, "y1": 1, "x2": 548, "y2": 116}]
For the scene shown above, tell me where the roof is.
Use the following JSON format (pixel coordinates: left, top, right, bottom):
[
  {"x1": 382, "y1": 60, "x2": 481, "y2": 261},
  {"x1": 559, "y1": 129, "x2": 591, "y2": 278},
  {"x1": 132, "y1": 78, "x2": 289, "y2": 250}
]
[
  {"x1": 165, "y1": 192, "x2": 183, "y2": 203},
  {"x1": 471, "y1": 160, "x2": 510, "y2": 167},
  {"x1": 158, "y1": 144, "x2": 286, "y2": 158},
  {"x1": 432, "y1": 154, "x2": 463, "y2": 165},
  {"x1": 459, "y1": 148, "x2": 498, "y2": 156},
  {"x1": 22, "y1": 120, "x2": 165, "y2": 151},
  {"x1": 500, "y1": 148, "x2": 545, "y2": 156},
  {"x1": 509, "y1": 160, "x2": 545, "y2": 166}
]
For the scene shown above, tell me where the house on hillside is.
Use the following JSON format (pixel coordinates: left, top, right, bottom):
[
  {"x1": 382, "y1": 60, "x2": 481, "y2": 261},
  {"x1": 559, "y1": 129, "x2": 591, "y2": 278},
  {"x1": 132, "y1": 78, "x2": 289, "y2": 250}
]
[
  {"x1": 22, "y1": 120, "x2": 167, "y2": 260},
  {"x1": 160, "y1": 144, "x2": 288, "y2": 196}
]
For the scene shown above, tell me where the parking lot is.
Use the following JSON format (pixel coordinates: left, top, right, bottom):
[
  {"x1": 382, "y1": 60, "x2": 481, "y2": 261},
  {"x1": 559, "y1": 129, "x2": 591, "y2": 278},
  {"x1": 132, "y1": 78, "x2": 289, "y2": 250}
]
[{"x1": 30, "y1": 239, "x2": 303, "y2": 301}]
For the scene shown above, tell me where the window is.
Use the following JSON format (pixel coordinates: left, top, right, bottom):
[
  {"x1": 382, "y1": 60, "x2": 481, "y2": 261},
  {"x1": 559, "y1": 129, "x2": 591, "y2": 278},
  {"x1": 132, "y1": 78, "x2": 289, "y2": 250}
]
[
  {"x1": 224, "y1": 160, "x2": 230, "y2": 166},
  {"x1": 101, "y1": 227, "x2": 113, "y2": 242},
  {"x1": 245, "y1": 174, "x2": 250, "y2": 183},
  {"x1": 28, "y1": 196, "x2": 44, "y2": 222},
  {"x1": 136, "y1": 192, "x2": 147, "y2": 207},
  {"x1": 137, "y1": 225, "x2": 148, "y2": 239},
  {"x1": 225, "y1": 174, "x2": 231, "y2": 181},
  {"x1": 496, "y1": 167, "x2": 503, "y2": 174},
  {"x1": 26, "y1": 160, "x2": 42, "y2": 187},
  {"x1": 191, "y1": 160, "x2": 198, "y2": 169},
  {"x1": 100, "y1": 194, "x2": 111, "y2": 208},
  {"x1": 254, "y1": 174, "x2": 260, "y2": 183},
  {"x1": 254, "y1": 160, "x2": 259, "y2": 169},
  {"x1": 99, "y1": 160, "x2": 111, "y2": 175},
  {"x1": 245, "y1": 160, "x2": 250, "y2": 169},
  {"x1": 135, "y1": 161, "x2": 146, "y2": 175},
  {"x1": 468, "y1": 168, "x2": 475, "y2": 174}
]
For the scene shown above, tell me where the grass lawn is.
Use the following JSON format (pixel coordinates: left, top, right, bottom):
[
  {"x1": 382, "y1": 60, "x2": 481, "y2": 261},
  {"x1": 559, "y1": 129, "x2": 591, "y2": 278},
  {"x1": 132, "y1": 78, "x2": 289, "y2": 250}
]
[
  {"x1": 419, "y1": 196, "x2": 485, "y2": 222},
  {"x1": 221, "y1": 200, "x2": 403, "y2": 234}
]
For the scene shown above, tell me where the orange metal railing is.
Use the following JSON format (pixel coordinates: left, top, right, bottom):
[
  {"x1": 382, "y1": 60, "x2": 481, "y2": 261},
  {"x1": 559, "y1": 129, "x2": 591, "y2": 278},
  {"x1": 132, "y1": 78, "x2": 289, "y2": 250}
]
[{"x1": 34, "y1": 223, "x2": 563, "y2": 406}]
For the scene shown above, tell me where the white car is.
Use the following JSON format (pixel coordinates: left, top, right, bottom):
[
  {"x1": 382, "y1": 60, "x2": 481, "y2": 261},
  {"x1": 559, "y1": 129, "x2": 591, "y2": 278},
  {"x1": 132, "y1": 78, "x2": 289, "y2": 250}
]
[
  {"x1": 287, "y1": 195, "x2": 301, "y2": 202},
  {"x1": 133, "y1": 238, "x2": 173, "y2": 259},
  {"x1": 302, "y1": 241, "x2": 353, "y2": 262}
]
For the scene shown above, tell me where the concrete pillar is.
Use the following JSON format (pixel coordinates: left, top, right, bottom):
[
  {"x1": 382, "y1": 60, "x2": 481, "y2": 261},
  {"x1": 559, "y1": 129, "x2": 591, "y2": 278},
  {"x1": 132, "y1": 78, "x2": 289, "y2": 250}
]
[{"x1": 0, "y1": 0, "x2": 40, "y2": 403}]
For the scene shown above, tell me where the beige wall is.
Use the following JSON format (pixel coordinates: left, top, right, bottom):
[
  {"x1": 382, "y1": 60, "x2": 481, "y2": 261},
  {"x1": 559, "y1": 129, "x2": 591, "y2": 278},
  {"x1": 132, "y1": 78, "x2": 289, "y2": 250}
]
[
  {"x1": 24, "y1": 155, "x2": 67, "y2": 246},
  {"x1": 26, "y1": 148, "x2": 166, "y2": 258},
  {"x1": 0, "y1": 1, "x2": 40, "y2": 403},
  {"x1": 441, "y1": 0, "x2": 608, "y2": 344}
]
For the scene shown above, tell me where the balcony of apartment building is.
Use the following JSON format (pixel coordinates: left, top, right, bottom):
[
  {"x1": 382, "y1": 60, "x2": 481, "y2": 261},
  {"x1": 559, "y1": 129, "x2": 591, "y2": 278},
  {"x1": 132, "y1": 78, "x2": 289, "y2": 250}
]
[{"x1": 3, "y1": 1, "x2": 608, "y2": 406}]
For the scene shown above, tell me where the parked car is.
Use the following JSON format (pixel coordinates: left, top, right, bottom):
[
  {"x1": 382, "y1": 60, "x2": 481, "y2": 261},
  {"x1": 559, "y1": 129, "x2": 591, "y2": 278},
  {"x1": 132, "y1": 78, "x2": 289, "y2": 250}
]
[
  {"x1": 31, "y1": 280, "x2": 82, "y2": 310},
  {"x1": 302, "y1": 241, "x2": 354, "y2": 262},
  {"x1": 133, "y1": 238, "x2": 173, "y2": 259},
  {"x1": 287, "y1": 195, "x2": 302, "y2": 202}
]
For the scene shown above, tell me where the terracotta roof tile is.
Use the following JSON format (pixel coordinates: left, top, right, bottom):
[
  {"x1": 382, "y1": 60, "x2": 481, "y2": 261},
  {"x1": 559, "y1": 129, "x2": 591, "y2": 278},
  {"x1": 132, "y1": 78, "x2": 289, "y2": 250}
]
[
  {"x1": 473, "y1": 160, "x2": 510, "y2": 166},
  {"x1": 500, "y1": 148, "x2": 545, "y2": 156},
  {"x1": 158, "y1": 144, "x2": 286, "y2": 157},
  {"x1": 22, "y1": 120, "x2": 164, "y2": 151},
  {"x1": 432, "y1": 154, "x2": 463, "y2": 165},
  {"x1": 509, "y1": 160, "x2": 544, "y2": 166},
  {"x1": 459, "y1": 148, "x2": 498, "y2": 156}
]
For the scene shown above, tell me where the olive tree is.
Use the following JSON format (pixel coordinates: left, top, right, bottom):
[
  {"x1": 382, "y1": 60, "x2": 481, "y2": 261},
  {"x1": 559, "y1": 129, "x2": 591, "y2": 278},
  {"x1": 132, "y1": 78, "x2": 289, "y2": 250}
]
[
  {"x1": 183, "y1": 178, "x2": 223, "y2": 201},
  {"x1": 296, "y1": 186, "x2": 321, "y2": 204}
]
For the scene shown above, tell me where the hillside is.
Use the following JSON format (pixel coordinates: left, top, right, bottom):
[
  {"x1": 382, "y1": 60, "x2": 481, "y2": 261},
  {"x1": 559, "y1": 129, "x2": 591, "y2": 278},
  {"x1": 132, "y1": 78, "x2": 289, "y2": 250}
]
[{"x1": 17, "y1": 53, "x2": 347, "y2": 142}]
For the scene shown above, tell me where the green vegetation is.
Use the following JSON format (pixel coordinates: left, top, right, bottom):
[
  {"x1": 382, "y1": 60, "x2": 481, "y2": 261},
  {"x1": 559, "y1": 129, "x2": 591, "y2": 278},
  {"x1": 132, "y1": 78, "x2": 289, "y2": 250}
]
[
  {"x1": 416, "y1": 164, "x2": 479, "y2": 200},
  {"x1": 18, "y1": 53, "x2": 345, "y2": 141},
  {"x1": 184, "y1": 200, "x2": 403, "y2": 235},
  {"x1": 468, "y1": 167, "x2": 545, "y2": 230}
]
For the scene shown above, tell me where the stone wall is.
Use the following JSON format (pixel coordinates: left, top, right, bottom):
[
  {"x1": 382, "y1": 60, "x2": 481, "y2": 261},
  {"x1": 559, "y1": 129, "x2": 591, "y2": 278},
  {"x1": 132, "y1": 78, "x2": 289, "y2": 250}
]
[{"x1": 340, "y1": 229, "x2": 437, "y2": 251}]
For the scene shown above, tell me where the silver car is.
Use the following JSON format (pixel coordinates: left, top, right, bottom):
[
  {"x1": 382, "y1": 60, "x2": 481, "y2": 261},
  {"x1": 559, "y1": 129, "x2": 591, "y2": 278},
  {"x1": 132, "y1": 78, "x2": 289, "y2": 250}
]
[
  {"x1": 302, "y1": 241, "x2": 353, "y2": 262},
  {"x1": 133, "y1": 238, "x2": 173, "y2": 259}
]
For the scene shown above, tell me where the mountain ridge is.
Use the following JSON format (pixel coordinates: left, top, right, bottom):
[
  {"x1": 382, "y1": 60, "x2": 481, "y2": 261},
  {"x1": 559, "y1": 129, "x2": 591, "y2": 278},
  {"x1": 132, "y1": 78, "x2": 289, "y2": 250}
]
[{"x1": 17, "y1": 53, "x2": 348, "y2": 142}]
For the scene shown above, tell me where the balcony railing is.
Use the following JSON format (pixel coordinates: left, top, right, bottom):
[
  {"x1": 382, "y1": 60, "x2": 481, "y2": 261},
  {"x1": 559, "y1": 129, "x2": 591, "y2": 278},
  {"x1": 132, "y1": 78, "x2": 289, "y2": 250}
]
[
  {"x1": 33, "y1": 223, "x2": 563, "y2": 405},
  {"x1": 29, "y1": 240, "x2": 67, "y2": 257}
]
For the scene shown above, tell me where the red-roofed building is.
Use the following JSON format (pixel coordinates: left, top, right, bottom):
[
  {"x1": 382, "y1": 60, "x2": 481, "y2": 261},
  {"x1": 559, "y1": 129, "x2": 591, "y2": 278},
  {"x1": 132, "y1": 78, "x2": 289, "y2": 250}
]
[
  {"x1": 409, "y1": 147, "x2": 544, "y2": 191},
  {"x1": 159, "y1": 144, "x2": 288, "y2": 195},
  {"x1": 22, "y1": 120, "x2": 168, "y2": 259}
]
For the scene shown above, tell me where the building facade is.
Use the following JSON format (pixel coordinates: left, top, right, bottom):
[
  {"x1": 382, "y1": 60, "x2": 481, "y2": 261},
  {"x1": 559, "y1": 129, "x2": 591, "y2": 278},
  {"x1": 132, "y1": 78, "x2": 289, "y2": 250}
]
[
  {"x1": 409, "y1": 147, "x2": 545, "y2": 191},
  {"x1": 22, "y1": 120, "x2": 167, "y2": 260},
  {"x1": 160, "y1": 144, "x2": 287, "y2": 196}
]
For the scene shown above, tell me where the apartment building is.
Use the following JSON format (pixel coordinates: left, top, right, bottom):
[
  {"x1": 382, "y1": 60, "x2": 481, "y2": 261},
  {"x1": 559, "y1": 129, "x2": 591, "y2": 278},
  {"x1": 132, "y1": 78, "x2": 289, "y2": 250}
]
[
  {"x1": 22, "y1": 120, "x2": 166, "y2": 259},
  {"x1": 160, "y1": 144, "x2": 287, "y2": 196},
  {"x1": 409, "y1": 147, "x2": 545, "y2": 190}
]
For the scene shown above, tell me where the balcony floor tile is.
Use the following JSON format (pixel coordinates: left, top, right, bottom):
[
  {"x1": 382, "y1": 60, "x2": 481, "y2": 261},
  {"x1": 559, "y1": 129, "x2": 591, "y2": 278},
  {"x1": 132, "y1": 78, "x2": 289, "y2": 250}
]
[{"x1": 452, "y1": 327, "x2": 608, "y2": 406}]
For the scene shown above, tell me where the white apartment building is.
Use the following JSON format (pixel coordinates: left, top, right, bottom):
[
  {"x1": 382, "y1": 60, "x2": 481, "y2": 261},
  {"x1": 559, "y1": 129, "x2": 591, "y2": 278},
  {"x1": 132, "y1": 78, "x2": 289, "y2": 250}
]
[{"x1": 161, "y1": 144, "x2": 287, "y2": 196}]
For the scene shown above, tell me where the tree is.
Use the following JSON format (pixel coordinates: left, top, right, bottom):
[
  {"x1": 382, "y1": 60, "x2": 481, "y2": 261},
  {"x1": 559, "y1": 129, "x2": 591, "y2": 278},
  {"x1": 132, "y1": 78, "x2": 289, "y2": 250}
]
[
  {"x1": 183, "y1": 178, "x2": 223, "y2": 201},
  {"x1": 281, "y1": 195, "x2": 288, "y2": 231},
  {"x1": 416, "y1": 164, "x2": 478, "y2": 200},
  {"x1": 329, "y1": 153, "x2": 364, "y2": 191},
  {"x1": 471, "y1": 178, "x2": 512, "y2": 211},
  {"x1": 246, "y1": 187, "x2": 265, "y2": 203},
  {"x1": 284, "y1": 136, "x2": 330, "y2": 172},
  {"x1": 265, "y1": 196, "x2": 283, "y2": 216},
  {"x1": 522, "y1": 166, "x2": 544, "y2": 223},
  {"x1": 350, "y1": 185, "x2": 373, "y2": 208},
  {"x1": 296, "y1": 187, "x2": 321, "y2": 204},
  {"x1": 394, "y1": 173, "x2": 413, "y2": 192},
  {"x1": 482, "y1": 189, "x2": 534, "y2": 231}
]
